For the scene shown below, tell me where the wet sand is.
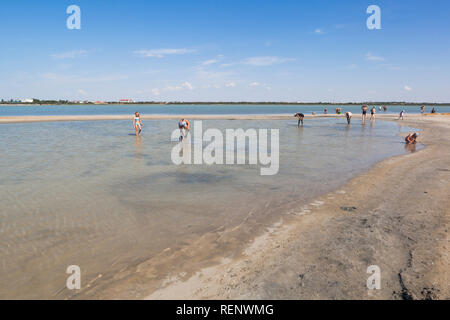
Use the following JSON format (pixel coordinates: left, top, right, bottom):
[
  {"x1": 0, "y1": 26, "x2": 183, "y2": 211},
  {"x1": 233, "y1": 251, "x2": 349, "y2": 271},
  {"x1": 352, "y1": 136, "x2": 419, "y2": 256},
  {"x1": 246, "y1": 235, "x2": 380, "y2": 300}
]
[
  {"x1": 1, "y1": 113, "x2": 449, "y2": 124},
  {"x1": 1, "y1": 113, "x2": 448, "y2": 299},
  {"x1": 144, "y1": 114, "x2": 449, "y2": 300}
]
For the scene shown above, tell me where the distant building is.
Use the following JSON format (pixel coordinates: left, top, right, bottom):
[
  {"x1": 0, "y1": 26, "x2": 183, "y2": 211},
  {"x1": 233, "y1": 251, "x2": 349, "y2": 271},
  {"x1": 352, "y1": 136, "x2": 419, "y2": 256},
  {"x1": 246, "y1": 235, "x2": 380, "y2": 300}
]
[
  {"x1": 21, "y1": 99, "x2": 33, "y2": 103},
  {"x1": 119, "y1": 99, "x2": 134, "y2": 103}
]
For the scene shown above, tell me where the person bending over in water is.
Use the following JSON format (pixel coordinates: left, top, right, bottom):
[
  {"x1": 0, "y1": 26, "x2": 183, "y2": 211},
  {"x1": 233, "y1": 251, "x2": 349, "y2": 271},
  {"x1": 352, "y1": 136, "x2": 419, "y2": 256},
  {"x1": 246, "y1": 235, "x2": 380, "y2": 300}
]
[
  {"x1": 295, "y1": 113, "x2": 305, "y2": 126},
  {"x1": 405, "y1": 132, "x2": 418, "y2": 144},
  {"x1": 361, "y1": 105, "x2": 368, "y2": 123},
  {"x1": 133, "y1": 112, "x2": 143, "y2": 136},
  {"x1": 178, "y1": 118, "x2": 191, "y2": 141},
  {"x1": 345, "y1": 111, "x2": 352, "y2": 125}
]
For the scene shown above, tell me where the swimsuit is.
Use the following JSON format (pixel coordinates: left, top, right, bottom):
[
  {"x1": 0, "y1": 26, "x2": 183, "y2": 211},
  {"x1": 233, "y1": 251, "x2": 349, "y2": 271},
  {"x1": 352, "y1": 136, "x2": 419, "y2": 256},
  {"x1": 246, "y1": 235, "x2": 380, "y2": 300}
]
[{"x1": 135, "y1": 117, "x2": 141, "y2": 128}]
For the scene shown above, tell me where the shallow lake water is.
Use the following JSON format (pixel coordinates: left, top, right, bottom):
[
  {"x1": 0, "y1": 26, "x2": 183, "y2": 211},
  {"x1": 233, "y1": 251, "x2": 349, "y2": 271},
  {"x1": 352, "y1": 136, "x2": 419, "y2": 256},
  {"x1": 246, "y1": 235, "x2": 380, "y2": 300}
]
[{"x1": 0, "y1": 118, "x2": 421, "y2": 298}]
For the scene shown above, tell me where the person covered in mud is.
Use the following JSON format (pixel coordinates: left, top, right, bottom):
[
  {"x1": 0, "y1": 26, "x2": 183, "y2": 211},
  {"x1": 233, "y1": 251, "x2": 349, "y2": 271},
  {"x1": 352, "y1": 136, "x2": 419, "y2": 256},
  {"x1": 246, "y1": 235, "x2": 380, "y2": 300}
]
[
  {"x1": 295, "y1": 113, "x2": 305, "y2": 126},
  {"x1": 405, "y1": 132, "x2": 419, "y2": 144}
]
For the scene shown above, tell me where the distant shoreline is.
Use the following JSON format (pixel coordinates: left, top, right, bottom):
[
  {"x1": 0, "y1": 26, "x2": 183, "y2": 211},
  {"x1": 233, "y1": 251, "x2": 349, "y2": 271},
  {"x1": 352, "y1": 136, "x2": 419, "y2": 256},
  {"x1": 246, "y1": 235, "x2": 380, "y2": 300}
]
[
  {"x1": 1, "y1": 102, "x2": 450, "y2": 107},
  {"x1": 1, "y1": 113, "x2": 448, "y2": 124}
]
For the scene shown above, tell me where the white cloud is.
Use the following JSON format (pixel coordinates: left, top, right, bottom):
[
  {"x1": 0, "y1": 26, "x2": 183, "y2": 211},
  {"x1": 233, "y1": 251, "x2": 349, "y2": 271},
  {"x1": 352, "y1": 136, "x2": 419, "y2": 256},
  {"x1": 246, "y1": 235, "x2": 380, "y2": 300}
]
[
  {"x1": 225, "y1": 82, "x2": 236, "y2": 87},
  {"x1": 134, "y1": 48, "x2": 195, "y2": 58},
  {"x1": 182, "y1": 81, "x2": 194, "y2": 90},
  {"x1": 404, "y1": 85, "x2": 412, "y2": 91},
  {"x1": 219, "y1": 63, "x2": 236, "y2": 68},
  {"x1": 202, "y1": 59, "x2": 218, "y2": 66},
  {"x1": 152, "y1": 82, "x2": 195, "y2": 95},
  {"x1": 314, "y1": 28, "x2": 324, "y2": 34},
  {"x1": 249, "y1": 82, "x2": 261, "y2": 87},
  {"x1": 51, "y1": 50, "x2": 87, "y2": 59},
  {"x1": 243, "y1": 56, "x2": 294, "y2": 66},
  {"x1": 366, "y1": 52, "x2": 385, "y2": 62}
]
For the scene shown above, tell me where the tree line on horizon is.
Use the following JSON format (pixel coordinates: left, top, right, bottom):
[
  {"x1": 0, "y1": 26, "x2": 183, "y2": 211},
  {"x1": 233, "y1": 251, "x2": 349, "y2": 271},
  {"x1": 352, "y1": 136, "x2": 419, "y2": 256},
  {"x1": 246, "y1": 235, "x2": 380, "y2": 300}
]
[{"x1": 1, "y1": 99, "x2": 448, "y2": 106}]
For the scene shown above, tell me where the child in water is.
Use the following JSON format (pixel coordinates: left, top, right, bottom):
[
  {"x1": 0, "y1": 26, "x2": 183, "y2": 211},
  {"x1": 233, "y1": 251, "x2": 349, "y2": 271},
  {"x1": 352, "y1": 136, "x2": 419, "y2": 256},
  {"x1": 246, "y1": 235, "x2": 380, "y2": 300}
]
[{"x1": 133, "y1": 112, "x2": 143, "y2": 136}]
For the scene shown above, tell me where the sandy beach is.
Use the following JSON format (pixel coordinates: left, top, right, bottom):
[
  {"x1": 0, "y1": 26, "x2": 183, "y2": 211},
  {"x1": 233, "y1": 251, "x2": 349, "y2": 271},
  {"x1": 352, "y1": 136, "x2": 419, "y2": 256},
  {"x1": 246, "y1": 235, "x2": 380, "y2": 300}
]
[
  {"x1": 138, "y1": 114, "x2": 449, "y2": 300},
  {"x1": 1, "y1": 114, "x2": 448, "y2": 300},
  {"x1": 0, "y1": 113, "x2": 327, "y2": 124},
  {"x1": 1, "y1": 113, "x2": 448, "y2": 124}
]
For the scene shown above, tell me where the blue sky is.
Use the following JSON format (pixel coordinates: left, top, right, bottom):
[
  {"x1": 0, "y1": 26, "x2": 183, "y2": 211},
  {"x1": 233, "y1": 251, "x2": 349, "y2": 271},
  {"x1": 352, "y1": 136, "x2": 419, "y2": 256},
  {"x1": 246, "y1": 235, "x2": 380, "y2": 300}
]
[{"x1": 0, "y1": 0, "x2": 449, "y2": 102}]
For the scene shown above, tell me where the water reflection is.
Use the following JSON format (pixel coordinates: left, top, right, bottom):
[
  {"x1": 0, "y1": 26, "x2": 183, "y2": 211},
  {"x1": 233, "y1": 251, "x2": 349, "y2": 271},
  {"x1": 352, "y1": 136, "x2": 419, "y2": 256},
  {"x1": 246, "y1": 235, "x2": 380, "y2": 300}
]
[
  {"x1": 405, "y1": 143, "x2": 417, "y2": 153},
  {"x1": 135, "y1": 136, "x2": 143, "y2": 159}
]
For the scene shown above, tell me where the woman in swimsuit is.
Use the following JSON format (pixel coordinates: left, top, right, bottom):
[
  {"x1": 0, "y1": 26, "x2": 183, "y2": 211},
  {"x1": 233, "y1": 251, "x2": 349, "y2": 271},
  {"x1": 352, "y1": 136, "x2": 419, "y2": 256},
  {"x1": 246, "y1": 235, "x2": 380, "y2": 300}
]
[
  {"x1": 361, "y1": 105, "x2": 368, "y2": 123},
  {"x1": 370, "y1": 107, "x2": 376, "y2": 120},
  {"x1": 133, "y1": 112, "x2": 143, "y2": 136}
]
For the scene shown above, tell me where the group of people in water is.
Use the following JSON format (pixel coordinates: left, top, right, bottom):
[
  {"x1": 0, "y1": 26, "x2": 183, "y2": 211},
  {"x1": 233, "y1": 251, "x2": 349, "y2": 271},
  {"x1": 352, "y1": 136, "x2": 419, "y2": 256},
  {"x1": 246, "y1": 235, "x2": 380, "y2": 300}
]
[
  {"x1": 133, "y1": 111, "x2": 190, "y2": 140},
  {"x1": 135, "y1": 105, "x2": 425, "y2": 145},
  {"x1": 295, "y1": 105, "x2": 423, "y2": 145}
]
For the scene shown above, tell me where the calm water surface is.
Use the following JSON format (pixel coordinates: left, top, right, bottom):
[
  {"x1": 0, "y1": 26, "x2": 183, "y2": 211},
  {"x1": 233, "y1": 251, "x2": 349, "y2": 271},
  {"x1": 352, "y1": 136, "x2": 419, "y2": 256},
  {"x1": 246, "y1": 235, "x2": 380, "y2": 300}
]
[
  {"x1": 0, "y1": 118, "x2": 420, "y2": 298},
  {"x1": 1, "y1": 103, "x2": 449, "y2": 116}
]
